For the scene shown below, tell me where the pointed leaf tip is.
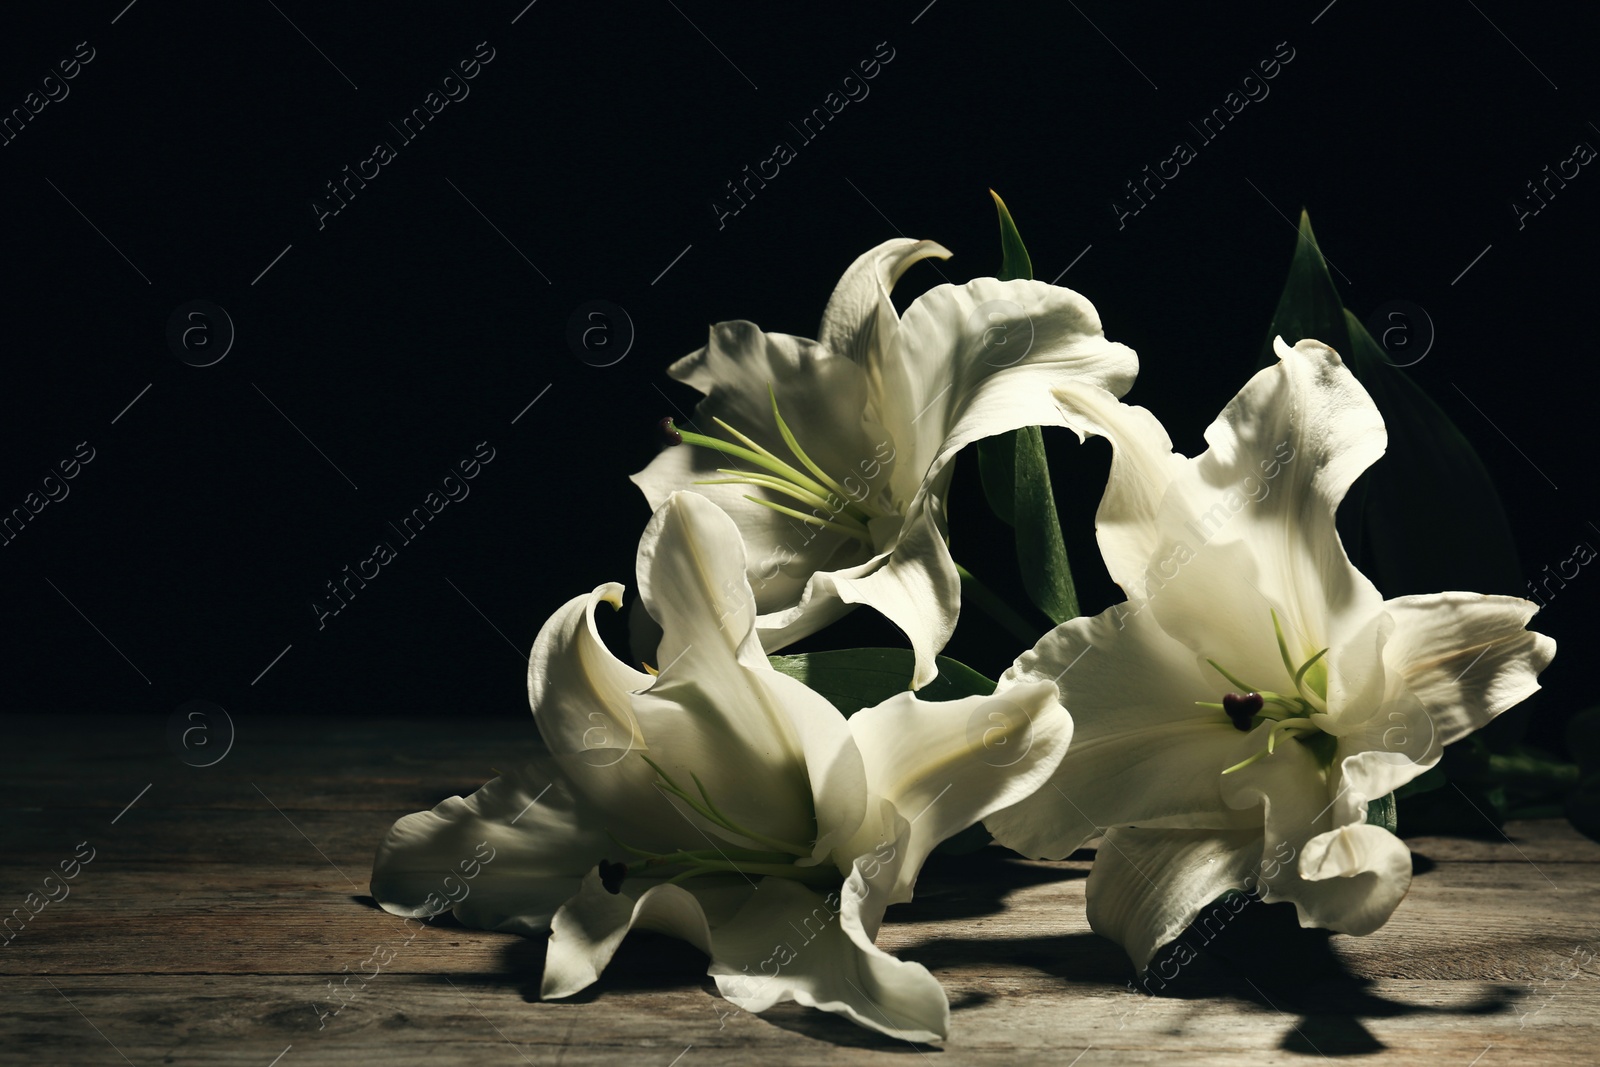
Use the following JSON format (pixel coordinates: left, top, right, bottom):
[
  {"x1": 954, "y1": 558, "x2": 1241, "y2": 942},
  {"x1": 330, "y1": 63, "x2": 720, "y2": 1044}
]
[
  {"x1": 1261, "y1": 206, "x2": 1349, "y2": 364},
  {"x1": 990, "y1": 190, "x2": 1033, "y2": 284}
]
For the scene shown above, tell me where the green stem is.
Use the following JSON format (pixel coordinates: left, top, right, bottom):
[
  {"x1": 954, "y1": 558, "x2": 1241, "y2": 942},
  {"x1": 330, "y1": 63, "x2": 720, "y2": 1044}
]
[{"x1": 955, "y1": 563, "x2": 1039, "y2": 645}]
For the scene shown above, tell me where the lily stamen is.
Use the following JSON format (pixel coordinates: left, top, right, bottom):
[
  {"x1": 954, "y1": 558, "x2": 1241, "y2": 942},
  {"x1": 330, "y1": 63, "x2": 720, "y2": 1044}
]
[
  {"x1": 737, "y1": 494, "x2": 875, "y2": 544},
  {"x1": 704, "y1": 467, "x2": 838, "y2": 516},
  {"x1": 665, "y1": 418, "x2": 831, "y2": 501},
  {"x1": 764, "y1": 384, "x2": 868, "y2": 513},
  {"x1": 1204, "y1": 618, "x2": 1334, "y2": 774},
  {"x1": 1272, "y1": 610, "x2": 1331, "y2": 704},
  {"x1": 1267, "y1": 717, "x2": 1317, "y2": 754},
  {"x1": 660, "y1": 385, "x2": 887, "y2": 542}
]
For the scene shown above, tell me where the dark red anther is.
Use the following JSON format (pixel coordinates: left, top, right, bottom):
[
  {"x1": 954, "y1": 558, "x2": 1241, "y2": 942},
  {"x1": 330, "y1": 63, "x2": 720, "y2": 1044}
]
[
  {"x1": 598, "y1": 859, "x2": 627, "y2": 894},
  {"x1": 658, "y1": 417, "x2": 683, "y2": 446},
  {"x1": 1222, "y1": 691, "x2": 1264, "y2": 731}
]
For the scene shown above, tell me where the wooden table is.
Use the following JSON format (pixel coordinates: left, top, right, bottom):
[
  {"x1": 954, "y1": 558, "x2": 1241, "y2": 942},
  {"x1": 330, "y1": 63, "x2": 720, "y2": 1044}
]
[{"x1": 5, "y1": 715, "x2": 1597, "y2": 1065}]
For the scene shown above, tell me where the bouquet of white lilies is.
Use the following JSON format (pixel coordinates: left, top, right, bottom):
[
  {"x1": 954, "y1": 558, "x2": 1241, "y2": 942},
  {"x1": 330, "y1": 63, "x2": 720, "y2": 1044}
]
[{"x1": 370, "y1": 196, "x2": 1555, "y2": 1041}]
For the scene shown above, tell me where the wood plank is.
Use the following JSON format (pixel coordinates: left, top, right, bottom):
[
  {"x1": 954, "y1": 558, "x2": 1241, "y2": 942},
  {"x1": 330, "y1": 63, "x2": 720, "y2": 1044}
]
[
  {"x1": 2, "y1": 801, "x2": 478, "y2": 864},
  {"x1": 3, "y1": 850, "x2": 1594, "y2": 980},
  {"x1": 2, "y1": 975, "x2": 1592, "y2": 1065},
  {"x1": 1405, "y1": 819, "x2": 1600, "y2": 863},
  {"x1": 5, "y1": 715, "x2": 1597, "y2": 1064}
]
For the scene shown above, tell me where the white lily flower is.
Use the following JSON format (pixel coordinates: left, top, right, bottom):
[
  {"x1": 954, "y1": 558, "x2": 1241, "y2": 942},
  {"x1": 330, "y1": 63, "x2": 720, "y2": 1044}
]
[
  {"x1": 371, "y1": 491, "x2": 1071, "y2": 1041},
  {"x1": 985, "y1": 338, "x2": 1555, "y2": 972},
  {"x1": 632, "y1": 238, "x2": 1137, "y2": 688}
]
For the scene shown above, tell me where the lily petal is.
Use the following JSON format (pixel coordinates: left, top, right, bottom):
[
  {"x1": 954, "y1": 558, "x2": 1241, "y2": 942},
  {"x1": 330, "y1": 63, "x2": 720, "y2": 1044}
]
[
  {"x1": 526, "y1": 581, "x2": 681, "y2": 842},
  {"x1": 1184, "y1": 336, "x2": 1387, "y2": 649},
  {"x1": 876, "y1": 278, "x2": 1137, "y2": 507},
  {"x1": 542, "y1": 867, "x2": 719, "y2": 999},
  {"x1": 634, "y1": 492, "x2": 868, "y2": 859},
  {"x1": 1126, "y1": 535, "x2": 1392, "y2": 737},
  {"x1": 1201, "y1": 336, "x2": 1385, "y2": 528},
  {"x1": 630, "y1": 322, "x2": 894, "y2": 612},
  {"x1": 636, "y1": 488, "x2": 767, "y2": 672},
  {"x1": 1048, "y1": 381, "x2": 1187, "y2": 601},
  {"x1": 1289, "y1": 823, "x2": 1413, "y2": 936},
  {"x1": 1381, "y1": 593, "x2": 1557, "y2": 747},
  {"x1": 1217, "y1": 734, "x2": 1412, "y2": 936},
  {"x1": 849, "y1": 679, "x2": 1072, "y2": 899},
  {"x1": 1328, "y1": 690, "x2": 1439, "y2": 825},
  {"x1": 629, "y1": 431, "x2": 861, "y2": 622},
  {"x1": 530, "y1": 582, "x2": 650, "y2": 765},
  {"x1": 711, "y1": 872, "x2": 951, "y2": 1043},
  {"x1": 1085, "y1": 826, "x2": 1264, "y2": 974},
  {"x1": 545, "y1": 866, "x2": 949, "y2": 1041},
  {"x1": 1056, "y1": 337, "x2": 1386, "y2": 653},
  {"x1": 371, "y1": 767, "x2": 611, "y2": 936},
  {"x1": 1217, "y1": 727, "x2": 1333, "y2": 854},
  {"x1": 817, "y1": 237, "x2": 953, "y2": 370},
  {"x1": 807, "y1": 492, "x2": 961, "y2": 689},
  {"x1": 987, "y1": 606, "x2": 1260, "y2": 861}
]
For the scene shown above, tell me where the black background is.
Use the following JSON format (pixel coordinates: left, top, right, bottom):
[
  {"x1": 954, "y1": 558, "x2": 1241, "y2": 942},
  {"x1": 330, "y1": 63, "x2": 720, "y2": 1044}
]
[{"x1": 2, "y1": 1, "x2": 1592, "y2": 754}]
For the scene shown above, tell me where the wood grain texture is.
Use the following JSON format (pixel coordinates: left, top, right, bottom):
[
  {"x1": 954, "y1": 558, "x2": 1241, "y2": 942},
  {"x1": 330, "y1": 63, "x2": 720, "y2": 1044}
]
[{"x1": 3, "y1": 716, "x2": 1598, "y2": 1065}]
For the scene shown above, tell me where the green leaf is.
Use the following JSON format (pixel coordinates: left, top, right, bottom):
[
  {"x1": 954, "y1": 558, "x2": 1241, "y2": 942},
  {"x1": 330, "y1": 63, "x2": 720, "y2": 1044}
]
[
  {"x1": 1365, "y1": 792, "x2": 1398, "y2": 834},
  {"x1": 973, "y1": 192, "x2": 1078, "y2": 625},
  {"x1": 1259, "y1": 212, "x2": 1362, "y2": 562},
  {"x1": 977, "y1": 424, "x2": 1081, "y2": 625},
  {"x1": 1260, "y1": 211, "x2": 1526, "y2": 747},
  {"x1": 1014, "y1": 426, "x2": 1078, "y2": 623},
  {"x1": 976, "y1": 193, "x2": 1030, "y2": 525},
  {"x1": 990, "y1": 189, "x2": 1033, "y2": 283},
  {"x1": 767, "y1": 648, "x2": 996, "y2": 718},
  {"x1": 1340, "y1": 308, "x2": 1523, "y2": 598},
  {"x1": 1260, "y1": 211, "x2": 1351, "y2": 363},
  {"x1": 1341, "y1": 309, "x2": 1528, "y2": 746},
  {"x1": 976, "y1": 432, "x2": 1017, "y2": 526}
]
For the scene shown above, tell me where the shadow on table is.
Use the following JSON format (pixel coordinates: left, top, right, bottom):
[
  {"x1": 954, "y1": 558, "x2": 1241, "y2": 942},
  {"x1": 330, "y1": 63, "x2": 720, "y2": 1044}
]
[
  {"x1": 906, "y1": 850, "x2": 1516, "y2": 1057},
  {"x1": 351, "y1": 847, "x2": 1078, "y2": 1049},
  {"x1": 454, "y1": 845, "x2": 1086, "y2": 994},
  {"x1": 894, "y1": 845, "x2": 1090, "y2": 923},
  {"x1": 489, "y1": 934, "x2": 960, "y2": 1052},
  {"x1": 753, "y1": 990, "x2": 993, "y2": 1052},
  {"x1": 356, "y1": 849, "x2": 1521, "y2": 1055}
]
